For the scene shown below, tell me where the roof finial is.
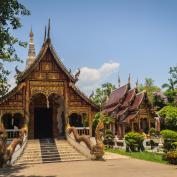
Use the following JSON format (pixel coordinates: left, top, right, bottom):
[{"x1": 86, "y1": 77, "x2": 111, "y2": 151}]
[
  {"x1": 128, "y1": 73, "x2": 131, "y2": 89},
  {"x1": 26, "y1": 27, "x2": 36, "y2": 68},
  {"x1": 47, "y1": 18, "x2": 51, "y2": 41},
  {"x1": 44, "y1": 25, "x2": 47, "y2": 42},
  {"x1": 30, "y1": 26, "x2": 33, "y2": 37},
  {"x1": 118, "y1": 72, "x2": 121, "y2": 88}
]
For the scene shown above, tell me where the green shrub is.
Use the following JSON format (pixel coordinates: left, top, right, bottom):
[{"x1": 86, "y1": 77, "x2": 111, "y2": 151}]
[
  {"x1": 164, "y1": 151, "x2": 177, "y2": 165},
  {"x1": 149, "y1": 127, "x2": 157, "y2": 136},
  {"x1": 172, "y1": 142, "x2": 177, "y2": 150},
  {"x1": 104, "y1": 129, "x2": 114, "y2": 147},
  {"x1": 124, "y1": 132, "x2": 145, "y2": 152},
  {"x1": 160, "y1": 129, "x2": 177, "y2": 152},
  {"x1": 158, "y1": 106, "x2": 177, "y2": 131}
]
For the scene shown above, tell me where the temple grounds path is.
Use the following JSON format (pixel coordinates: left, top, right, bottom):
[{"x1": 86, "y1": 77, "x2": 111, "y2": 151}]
[{"x1": 0, "y1": 156, "x2": 177, "y2": 177}]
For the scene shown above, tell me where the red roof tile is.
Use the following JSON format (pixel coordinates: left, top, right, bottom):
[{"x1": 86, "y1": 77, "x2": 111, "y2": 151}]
[
  {"x1": 104, "y1": 85, "x2": 127, "y2": 108},
  {"x1": 117, "y1": 108, "x2": 128, "y2": 117},
  {"x1": 103, "y1": 104, "x2": 118, "y2": 114},
  {"x1": 122, "y1": 88, "x2": 136, "y2": 106},
  {"x1": 122, "y1": 111, "x2": 139, "y2": 123},
  {"x1": 129, "y1": 92, "x2": 144, "y2": 111}
]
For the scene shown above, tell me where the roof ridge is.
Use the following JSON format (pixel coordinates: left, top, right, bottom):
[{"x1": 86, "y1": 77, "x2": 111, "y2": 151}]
[{"x1": 112, "y1": 84, "x2": 128, "y2": 93}]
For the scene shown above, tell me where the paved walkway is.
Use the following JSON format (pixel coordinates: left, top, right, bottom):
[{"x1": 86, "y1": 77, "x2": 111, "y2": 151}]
[{"x1": 0, "y1": 156, "x2": 176, "y2": 177}]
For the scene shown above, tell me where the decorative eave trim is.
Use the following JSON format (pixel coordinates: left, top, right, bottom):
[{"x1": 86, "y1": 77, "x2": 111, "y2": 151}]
[
  {"x1": 69, "y1": 82, "x2": 100, "y2": 111},
  {"x1": 0, "y1": 82, "x2": 26, "y2": 105}
]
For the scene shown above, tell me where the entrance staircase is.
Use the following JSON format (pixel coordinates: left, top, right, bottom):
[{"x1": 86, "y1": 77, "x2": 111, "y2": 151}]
[{"x1": 16, "y1": 139, "x2": 87, "y2": 165}]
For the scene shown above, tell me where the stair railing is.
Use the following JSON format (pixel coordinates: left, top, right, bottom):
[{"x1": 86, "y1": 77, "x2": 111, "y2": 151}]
[
  {"x1": 65, "y1": 127, "x2": 92, "y2": 159},
  {"x1": 66, "y1": 116, "x2": 105, "y2": 160},
  {"x1": 10, "y1": 132, "x2": 28, "y2": 164},
  {"x1": 6, "y1": 129, "x2": 20, "y2": 140},
  {"x1": 75, "y1": 127, "x2": 90, "y2": 136}
]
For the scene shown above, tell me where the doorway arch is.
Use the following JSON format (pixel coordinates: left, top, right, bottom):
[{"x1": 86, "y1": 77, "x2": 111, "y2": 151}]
[
  {"x1": 29, "y1": 92, "x2": 65, "y2": 139},
  {"x1": 30, "y1": 93, "x2": 53, "y2": 139}
]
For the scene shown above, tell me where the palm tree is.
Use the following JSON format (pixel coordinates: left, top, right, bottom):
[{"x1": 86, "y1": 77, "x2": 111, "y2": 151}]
[
  {"x1": 145, "y1": 78, "x2": 154, "y2": 87},
  {"x1": 102, "y1": 82, "x2": 116, "y2": 97},
  {"x1": 162, "y1": 78, "x2": 176, "y2": 91}
]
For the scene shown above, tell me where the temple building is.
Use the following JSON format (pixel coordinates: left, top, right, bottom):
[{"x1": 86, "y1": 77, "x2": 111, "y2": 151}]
[
  {"x1": 103, "y1": 77, "x2": 156, "y2": 139},
  {"x1": 0, "y1": 21, "x2": 99, "y2": 139}
]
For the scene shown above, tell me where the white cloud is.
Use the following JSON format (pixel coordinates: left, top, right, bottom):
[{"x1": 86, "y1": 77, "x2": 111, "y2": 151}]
[{"x1": 76, "y1": 62, "x2": 120, "y2": 95}]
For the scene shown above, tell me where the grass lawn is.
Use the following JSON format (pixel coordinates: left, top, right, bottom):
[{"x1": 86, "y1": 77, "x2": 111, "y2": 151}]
[{"x1": 106, "y1": 148, "x2": 167, "y2": 164}]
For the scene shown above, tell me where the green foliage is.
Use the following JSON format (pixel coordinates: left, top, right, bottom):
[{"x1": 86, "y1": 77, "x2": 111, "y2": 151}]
[
  {"x1": 124, "y1": 132, "x2": 145, "y2": 152},
  {"x1": 164, "y1": 89, "x2": 177, "y2": 106},
  {"x1": 0, "y1": 63, "x2": 10, "y2": 96},
  {"x1": 104, "y1": 129, "x2": 114, "y2": 147},
  {"x1": 160, "y1": 129, "x2": 177, "y2": 152},
  {"x1": 0, "y1": 0, "x2": 30, "y2": 96},
  {"x1": 164, "y1": 150, "x2": 177, "y2": 165},
  {"x1": 162, "y1": 65, "x2": 177, "y2": 91},
  {"x1": 152, "y1": 91, "x2": 167, "y2": 110},
  {"x1": 158, "y1": 106, "x2": 177, "y2": 131},
  {"x1": 139, "y1": 78, "x2": 161, "y2": 103},
  {"x1": 92, "y1": 112, "x2": 114, "y2": 134},
  {"x1": 171, "y1": 142, "x2": 177, "y2": 150},
  {"x1": 160, "y1": 129, "x2": 177, "y2": 140},
  {"x1": 0, "y1": 0, "x2": 30, "y2": 62},
  {"x1": 149, "y1": 127, "x2": 158, "y2": 136},
  {"x1": 82, "y1": 113, "x2": 89, "y2": 127},
  {"x1": 92, "y1": 112, "x2": 101, "y2": 133},
  {"x1": 91, "y1": 82, "x2": 116, "y2": 106}
]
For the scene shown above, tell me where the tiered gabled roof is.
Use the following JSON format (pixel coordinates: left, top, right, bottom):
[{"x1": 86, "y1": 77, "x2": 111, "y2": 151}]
[
  {"x1": 103, "y1": 84, "x2": 128, "y2": 112},
  {"x1": 103, "y1": 82, "x2": 155, "y2": 123}
]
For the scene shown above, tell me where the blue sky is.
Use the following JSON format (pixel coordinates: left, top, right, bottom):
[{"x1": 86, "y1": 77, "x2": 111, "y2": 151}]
[{"x1": 6, "y1": 0, "x2": 177, "y2": 94}]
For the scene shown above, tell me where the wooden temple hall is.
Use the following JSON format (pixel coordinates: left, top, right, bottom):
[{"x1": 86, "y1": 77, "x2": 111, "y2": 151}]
[
  {"x1": 103, "y1": 77, "x2": 157, "y2": 139},
  {"x1": 0, "y1": 21, "x2": 99, "y2": 139}
]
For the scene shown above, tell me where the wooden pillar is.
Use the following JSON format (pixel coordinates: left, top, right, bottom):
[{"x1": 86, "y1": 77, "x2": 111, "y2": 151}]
[
  {"x1": 88, "y1": 106, "x2": 92, "y2": 137},
  {"x1": 122, "y1": 124, "x2": 125, "y2": 138},
  {"x1": 148, "y1": 118, "x2": 151, "y2": 130},
  {"x1": 138, "y1": 118, "x2": 141, "y2": 131},
  {"x1": 131, "y1": 122, "x2": 134, "y2": 131},
  {"x1": 64, "y1": 82, "x2": 69, "y2": 127},
  {"x1": 25, "y1": 81, "x2": 31, "y2": 137},
  {"x1": 117, "y1": 123, "x2": 121, "y2": 139}
]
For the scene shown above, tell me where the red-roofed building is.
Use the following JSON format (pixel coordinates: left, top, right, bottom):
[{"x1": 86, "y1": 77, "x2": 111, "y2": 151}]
[{"x1": 103, "y1": 82, "x2": 156, "y2": 139}]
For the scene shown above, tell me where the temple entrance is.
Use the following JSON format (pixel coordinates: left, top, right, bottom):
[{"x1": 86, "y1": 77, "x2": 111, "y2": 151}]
[
  {"x1": 29, "y1": 93, "x2": 65, "y2": 139},
  {"x1": 140, "y1": 118, "x2": 149, "y2": 134},
  {"x1": 34, "y1": 108, "x2": 53, "y2": 139}
]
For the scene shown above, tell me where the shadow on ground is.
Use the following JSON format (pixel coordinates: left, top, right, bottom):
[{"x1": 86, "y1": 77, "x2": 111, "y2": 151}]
[{"x1": 0, "y1": 164, "x2": 56, "y2": 177}]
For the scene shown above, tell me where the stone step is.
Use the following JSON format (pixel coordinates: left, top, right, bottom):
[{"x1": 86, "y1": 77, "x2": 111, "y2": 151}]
[{"x1": 15, "y1": 139, "x2": 87, "y2": 165}]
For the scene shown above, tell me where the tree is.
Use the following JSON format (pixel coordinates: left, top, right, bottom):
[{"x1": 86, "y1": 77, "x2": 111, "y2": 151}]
[
  {"x1": 0, "y1": 63, "x2": 10, "y2": 96},
  {"x1": 158, "y1": 106, "x2": 177, "y2": 131},
  {"x1": 139, "y1": 78, "x2": 161, "y2": 103},
  {"x1": 153, "y1": 91, "x2": 167, "y2": 110},
  {"x1": 92, "y1": 112, "x2": 114, "y2": 136},
  {"x1": 0, "y1": 0, "x2": 30, "y2": 96},
  {"x1": 162, "y1": 66, "x2": 177, "y2": 91},
  {"x1": 164, "y1": 89, "x2": 177, "y2": 106},
  {"x1": 145, "y1": 78, "x2": 154, "y2": 87},
  {"x1": 91, "y1": 82, "x2": 116, "y2": 107}
]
